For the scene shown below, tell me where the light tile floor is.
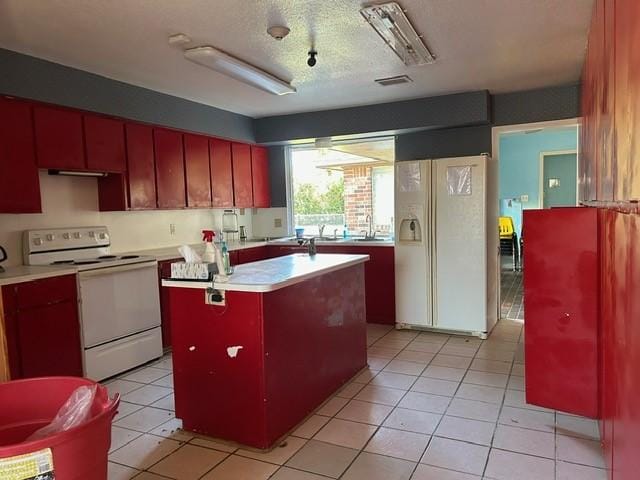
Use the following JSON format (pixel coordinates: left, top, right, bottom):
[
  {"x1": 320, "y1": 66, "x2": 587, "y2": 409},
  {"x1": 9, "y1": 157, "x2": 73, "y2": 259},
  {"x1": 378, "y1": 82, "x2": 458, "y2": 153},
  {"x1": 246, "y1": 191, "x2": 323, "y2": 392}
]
[{"x1": 106, "y1": 320, "x2": 606, "y2": 480}]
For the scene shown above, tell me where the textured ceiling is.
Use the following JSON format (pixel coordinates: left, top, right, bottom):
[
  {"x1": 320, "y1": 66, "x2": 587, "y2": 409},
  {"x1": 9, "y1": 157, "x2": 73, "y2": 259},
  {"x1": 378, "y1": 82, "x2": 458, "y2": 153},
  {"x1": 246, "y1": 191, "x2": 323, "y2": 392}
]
[{"x1": 0, "y1": 0, "x2": 594, "y2": 117}]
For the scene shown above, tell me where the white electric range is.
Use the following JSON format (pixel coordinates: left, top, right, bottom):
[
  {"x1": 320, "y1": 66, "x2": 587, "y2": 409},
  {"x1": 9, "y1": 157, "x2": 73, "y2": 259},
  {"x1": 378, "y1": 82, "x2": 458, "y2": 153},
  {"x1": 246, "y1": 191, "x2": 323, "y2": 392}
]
[{"x1": 23, "y1": 226, "x2": 163, "y2": 381}]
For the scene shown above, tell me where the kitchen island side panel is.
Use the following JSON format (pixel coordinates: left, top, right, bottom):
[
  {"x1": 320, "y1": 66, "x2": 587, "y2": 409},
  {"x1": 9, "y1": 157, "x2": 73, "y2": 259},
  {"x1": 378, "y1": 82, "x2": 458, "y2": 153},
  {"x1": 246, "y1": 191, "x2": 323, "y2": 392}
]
[
  {"x1": 263, "y1": 264, "x2": 367, "y2": 444},
  {"x1": 168, "y1": 287, "x2": 267, "y2": 446}
]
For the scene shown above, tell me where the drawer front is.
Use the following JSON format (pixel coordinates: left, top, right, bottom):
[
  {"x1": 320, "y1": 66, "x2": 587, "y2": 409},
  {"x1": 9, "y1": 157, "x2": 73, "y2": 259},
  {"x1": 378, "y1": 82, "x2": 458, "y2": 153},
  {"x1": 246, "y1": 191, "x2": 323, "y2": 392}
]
[{"x1": 14, "y1": 274, "x2": 77, "y2": 310}]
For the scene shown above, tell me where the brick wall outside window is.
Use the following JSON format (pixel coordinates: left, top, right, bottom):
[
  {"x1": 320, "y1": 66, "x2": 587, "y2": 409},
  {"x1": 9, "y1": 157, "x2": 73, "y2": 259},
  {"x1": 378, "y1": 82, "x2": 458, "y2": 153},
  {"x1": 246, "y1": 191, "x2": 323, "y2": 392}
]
[{"x1": 343, "y1": 166, "x2": 373, "y2": 234}]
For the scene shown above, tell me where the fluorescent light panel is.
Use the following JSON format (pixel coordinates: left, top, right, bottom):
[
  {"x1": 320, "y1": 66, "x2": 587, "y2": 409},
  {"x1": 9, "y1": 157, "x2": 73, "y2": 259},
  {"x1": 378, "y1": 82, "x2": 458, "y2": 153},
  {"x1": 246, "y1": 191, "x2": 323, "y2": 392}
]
[
  {"x1": 361, "y1": 2, "x2": 435, "y2": 66},
  {"x1": 184, "y1": 46, "x2": 296, "y2": 95}
]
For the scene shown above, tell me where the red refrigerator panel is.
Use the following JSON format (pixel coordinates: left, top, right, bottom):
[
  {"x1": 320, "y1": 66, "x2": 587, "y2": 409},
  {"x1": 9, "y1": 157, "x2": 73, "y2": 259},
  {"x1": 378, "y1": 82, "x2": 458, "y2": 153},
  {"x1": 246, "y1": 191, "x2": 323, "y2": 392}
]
[{"x1": 523, "y1": 207, "x2": 599, "y2": 417}]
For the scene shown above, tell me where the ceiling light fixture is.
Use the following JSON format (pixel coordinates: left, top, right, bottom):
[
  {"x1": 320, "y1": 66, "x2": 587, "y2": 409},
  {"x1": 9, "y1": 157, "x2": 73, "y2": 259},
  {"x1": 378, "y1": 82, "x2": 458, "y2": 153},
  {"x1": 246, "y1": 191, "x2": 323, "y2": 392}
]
[
  {"x1": 267, "y1": 25, "x2": 290, "y2": 40},
  {"x1": 184, "y1": 46, "x2": 296, "y2": 95},
  {"x1": 168, "y1": 33, "x2": 192, "y2": 46},
  {"x1": 360, "y1": 2, "x2": 435, "y2": 67}
]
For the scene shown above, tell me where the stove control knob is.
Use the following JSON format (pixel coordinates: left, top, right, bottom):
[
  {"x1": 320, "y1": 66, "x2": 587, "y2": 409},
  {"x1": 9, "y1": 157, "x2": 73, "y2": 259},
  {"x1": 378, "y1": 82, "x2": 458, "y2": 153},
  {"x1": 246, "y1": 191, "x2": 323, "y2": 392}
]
[
  {"x1": 74, "y1": 232, "x2": 82, "y2": 239},
  {"x1": 46, "y1": 234, "x2": 55, "y2": 241},
  {"x1": 63, "y1": 233, "x2": 70, "y2": 240},
  {"x1": 88, "y1": 231, "x2": 95, "y2": 238},
  {"x1": 99, "y1": 233, "x2": 107, "y2": 240},
  {"x1": 33, "y1": 238, "x2": 43, "y2": 246}
]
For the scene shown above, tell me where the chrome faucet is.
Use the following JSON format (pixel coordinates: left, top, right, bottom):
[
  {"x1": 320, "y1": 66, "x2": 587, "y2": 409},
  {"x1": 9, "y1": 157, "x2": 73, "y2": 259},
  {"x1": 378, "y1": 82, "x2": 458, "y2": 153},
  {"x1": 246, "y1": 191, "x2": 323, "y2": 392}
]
[
  {"x1": 297, "y1": 237, "x2": 317, "y2": 256},
  {"x1": 318, "y1": 224, "x2": 326, "y2": 238},
  {"x1": 363, "y1": 215, "x2": 377, "y2": 239},
  {"x1": 307, "y1": 237, "x2": 317, "y2": 256}
]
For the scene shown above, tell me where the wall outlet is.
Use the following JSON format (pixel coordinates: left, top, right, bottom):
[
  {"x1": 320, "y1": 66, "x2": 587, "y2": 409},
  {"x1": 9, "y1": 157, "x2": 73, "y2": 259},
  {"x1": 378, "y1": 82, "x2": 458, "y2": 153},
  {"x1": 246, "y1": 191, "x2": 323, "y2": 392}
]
[
  {"x1": 520, "y1": 195, "x2": 529, "y2": 203},
  {"x1": 274, "y1": 218, "x2": 282, "y2": 228},
  {"x1": 169, "y1": 223, "x2": 176, "y2": 235},
  {"x1": 205, "y1": 289, "x2": 225, "y2": 306}
]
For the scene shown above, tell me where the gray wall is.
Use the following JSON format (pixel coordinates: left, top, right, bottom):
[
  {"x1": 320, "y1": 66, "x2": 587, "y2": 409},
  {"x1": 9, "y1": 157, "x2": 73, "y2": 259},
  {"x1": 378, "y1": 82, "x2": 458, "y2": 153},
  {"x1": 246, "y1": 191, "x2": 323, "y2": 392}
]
[
  {"x1": 254, "y1": 91, "x2": 490, "y2": 144},
  {"x1": 0, "y1": 48, "x2": 254, "y2": 142},
  {"x1": 492, "y1": 84, "x2": 580, "y2": 126},
  {"x1": 395, "y1": 125, "x2": 493, "y2": 162},
  {"x1": 265, "y1": 85, "x2": 580, "y2": 205},
  {"x1": 267, "y1": 146, "x2": 287, "y2": 208}
]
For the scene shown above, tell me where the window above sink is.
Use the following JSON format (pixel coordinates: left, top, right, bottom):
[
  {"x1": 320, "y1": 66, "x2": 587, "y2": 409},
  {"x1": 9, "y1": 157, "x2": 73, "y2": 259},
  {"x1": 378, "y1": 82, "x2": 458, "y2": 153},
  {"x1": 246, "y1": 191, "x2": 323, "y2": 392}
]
[{"x1": 286, "y1": 138, "x2": 395, "y2": 239}]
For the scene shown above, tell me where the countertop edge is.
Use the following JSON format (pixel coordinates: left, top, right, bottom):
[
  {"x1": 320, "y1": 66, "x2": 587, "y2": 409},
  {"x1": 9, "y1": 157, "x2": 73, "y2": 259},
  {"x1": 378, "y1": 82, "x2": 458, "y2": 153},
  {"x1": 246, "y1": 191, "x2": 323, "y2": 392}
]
[
  {"x1": 162, "y1": 254, "x2": 369, "y2": 293},
  {"x1": 0, "y1": 267, "x2": 78, "y2": 286}
]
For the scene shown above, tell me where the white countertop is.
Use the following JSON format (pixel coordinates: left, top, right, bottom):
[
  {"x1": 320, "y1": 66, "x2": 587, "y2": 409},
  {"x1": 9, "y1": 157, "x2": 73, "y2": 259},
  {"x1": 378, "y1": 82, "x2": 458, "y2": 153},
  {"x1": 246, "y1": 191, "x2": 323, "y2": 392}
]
[
  {"x1": 269, "y1": 238, "x2": 394, "y2": 247},
  {"x1": 0, "y1": 265, "x2": 78, "y2": 286},
  {"x1": 118, "y1": 240, "x2": 269, "y2": 262},
  {"x1": 162, "y1": 253, "x2": 369, "y2": 293}
]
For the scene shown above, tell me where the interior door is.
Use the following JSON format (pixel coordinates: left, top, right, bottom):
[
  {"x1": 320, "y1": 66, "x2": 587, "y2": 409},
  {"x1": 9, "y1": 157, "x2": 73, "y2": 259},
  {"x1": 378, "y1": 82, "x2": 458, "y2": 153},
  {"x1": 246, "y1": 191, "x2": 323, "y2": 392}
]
[
  {"x1": 543, "y1": 153, "x2": 578, "y2": 208},
  {"x1": 433, "y1": 156, "x2": 487, "y2": 333}
]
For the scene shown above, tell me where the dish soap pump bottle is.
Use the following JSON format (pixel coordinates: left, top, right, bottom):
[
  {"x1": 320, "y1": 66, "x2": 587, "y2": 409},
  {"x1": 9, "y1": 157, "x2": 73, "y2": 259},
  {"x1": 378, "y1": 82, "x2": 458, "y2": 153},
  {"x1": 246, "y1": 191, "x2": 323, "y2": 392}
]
[
  {"x1": 202, "y1": 230, "x2": 216, "y2": 263},
  {"x1": 220, "y1": 237, "x2": 231, "y2": 275}
]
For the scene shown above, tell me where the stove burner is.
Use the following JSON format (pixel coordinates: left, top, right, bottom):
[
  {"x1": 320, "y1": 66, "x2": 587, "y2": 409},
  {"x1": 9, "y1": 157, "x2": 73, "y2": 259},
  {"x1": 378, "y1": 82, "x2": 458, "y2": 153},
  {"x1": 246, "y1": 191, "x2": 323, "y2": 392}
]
[
  {"x1": 119, "y1": 255, "x2": 140, "y2": 259},
  {"x1": 74, "y1": 260, "x2": 101, "y2": 265},
  {"x1": 51, "y1": 260, "x2": 74, "y2": 265},
  {"x1": 98, "y1": 255, "x2": 117, "y2": 259}
]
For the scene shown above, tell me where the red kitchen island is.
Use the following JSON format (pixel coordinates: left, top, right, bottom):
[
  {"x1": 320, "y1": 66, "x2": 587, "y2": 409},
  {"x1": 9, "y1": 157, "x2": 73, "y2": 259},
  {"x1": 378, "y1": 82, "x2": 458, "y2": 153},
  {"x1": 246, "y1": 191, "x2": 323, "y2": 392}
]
[{"x1": 162, "y1": 253, "x2": 369, "y2": 449}]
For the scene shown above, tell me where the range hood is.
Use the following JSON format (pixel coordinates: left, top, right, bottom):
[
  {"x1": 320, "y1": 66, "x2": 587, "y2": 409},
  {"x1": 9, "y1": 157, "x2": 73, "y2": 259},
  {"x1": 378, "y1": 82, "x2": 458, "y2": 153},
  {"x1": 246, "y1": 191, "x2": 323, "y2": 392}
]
[{"x1": 48, "y1": 169, "x2": 109, "y2": 178}]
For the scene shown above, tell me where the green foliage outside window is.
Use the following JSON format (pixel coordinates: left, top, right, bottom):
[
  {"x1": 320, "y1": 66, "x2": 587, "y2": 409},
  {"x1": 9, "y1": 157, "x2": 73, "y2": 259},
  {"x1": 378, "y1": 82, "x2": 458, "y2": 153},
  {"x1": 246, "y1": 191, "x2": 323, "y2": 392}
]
[{"x1": 294, "y1": 178, "x2": 344, "y2": 215}]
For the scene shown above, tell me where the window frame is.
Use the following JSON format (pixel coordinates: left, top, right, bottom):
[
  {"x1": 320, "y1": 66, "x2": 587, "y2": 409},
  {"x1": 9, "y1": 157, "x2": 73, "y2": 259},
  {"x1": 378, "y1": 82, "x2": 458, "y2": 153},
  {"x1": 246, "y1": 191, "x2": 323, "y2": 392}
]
[{"x1": 285, "y1": 137, "x2": 395, "y2": 238}]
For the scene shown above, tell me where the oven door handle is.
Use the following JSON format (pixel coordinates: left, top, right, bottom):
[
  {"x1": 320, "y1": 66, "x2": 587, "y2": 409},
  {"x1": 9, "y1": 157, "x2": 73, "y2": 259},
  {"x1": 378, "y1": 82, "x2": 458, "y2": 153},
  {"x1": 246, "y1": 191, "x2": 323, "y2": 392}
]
[{"x1": 78, "y1": 261, "x2": 158, "y2": 278}]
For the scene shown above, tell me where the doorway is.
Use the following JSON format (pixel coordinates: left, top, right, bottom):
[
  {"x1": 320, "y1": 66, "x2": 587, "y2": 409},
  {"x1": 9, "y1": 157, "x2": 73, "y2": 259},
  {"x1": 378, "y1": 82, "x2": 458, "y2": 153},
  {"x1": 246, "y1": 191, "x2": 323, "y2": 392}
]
[
  {"x1": 492, "y1": 119, "x2": 580, "y2": 321},
  {"x1": 541, "y1": 151, "x2": 578, "y2": 208}
]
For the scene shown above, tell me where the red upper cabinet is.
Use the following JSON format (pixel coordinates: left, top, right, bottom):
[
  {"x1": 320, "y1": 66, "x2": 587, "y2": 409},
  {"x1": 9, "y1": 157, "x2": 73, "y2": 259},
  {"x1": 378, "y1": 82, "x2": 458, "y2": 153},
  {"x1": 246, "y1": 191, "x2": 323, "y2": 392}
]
[
  {"x1": 210, "y1": 139, "x2": 234, "y2": 207},
  {"x1": 251, "y1": 146, "x2": 270, "y2": 208},
  {"x1": 34, "y1": 106, "x2": 85, "y2": 170},
  {"x1": 126, "y1": 123, "x2": 157, "y2": 209},
  {"x1": 0, "y1": 97, "x2": 41, "y2": 213},
  {"x1": 232, "y1": 143, "x2": 253, "y2": 207},
  {"x1": 184, "y1": 134, "x2": 212, "y2": 208},
  {"x1": 154, "y1": 128, "x2": 186, "y2": 209},
  {"x1": 84, "y1": 115, "x2": 126, "y2": 172}
]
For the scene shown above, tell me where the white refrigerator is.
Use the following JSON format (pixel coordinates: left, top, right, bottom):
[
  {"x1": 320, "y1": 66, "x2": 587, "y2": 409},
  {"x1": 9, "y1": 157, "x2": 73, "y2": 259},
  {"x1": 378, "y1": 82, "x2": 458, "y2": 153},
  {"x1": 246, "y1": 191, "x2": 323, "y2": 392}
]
[{"x1": 394, "y1": 155, "x2": 499, "y2": 337}]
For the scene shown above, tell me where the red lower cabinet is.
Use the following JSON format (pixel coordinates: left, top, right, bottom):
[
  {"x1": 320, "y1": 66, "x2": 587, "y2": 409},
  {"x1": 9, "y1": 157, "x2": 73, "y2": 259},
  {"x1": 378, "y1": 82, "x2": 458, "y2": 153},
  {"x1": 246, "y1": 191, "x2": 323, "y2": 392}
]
[
  {"x1": 318, "y1": 245, "x2": 395, "y2": 325},
  {"x1": 523, "y1": 207, "x2": 599, "y2": 417},
  {"x1": 263, "y1": 244, "x2": 395, "y2": 324},
  {"x1": 236, "y1": 246, "x2": 269, "y2": 264},
  {"x1": 1, "y1": 275, "x2": 83, "y2": 379}
]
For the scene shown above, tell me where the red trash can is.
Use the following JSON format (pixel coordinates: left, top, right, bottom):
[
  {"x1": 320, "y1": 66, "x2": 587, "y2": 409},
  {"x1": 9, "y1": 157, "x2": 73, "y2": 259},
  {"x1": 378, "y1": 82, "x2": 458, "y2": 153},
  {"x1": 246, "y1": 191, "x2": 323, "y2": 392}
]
[{"x1": 0, "y1": 377, "x2": 119, "y2": 480}]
